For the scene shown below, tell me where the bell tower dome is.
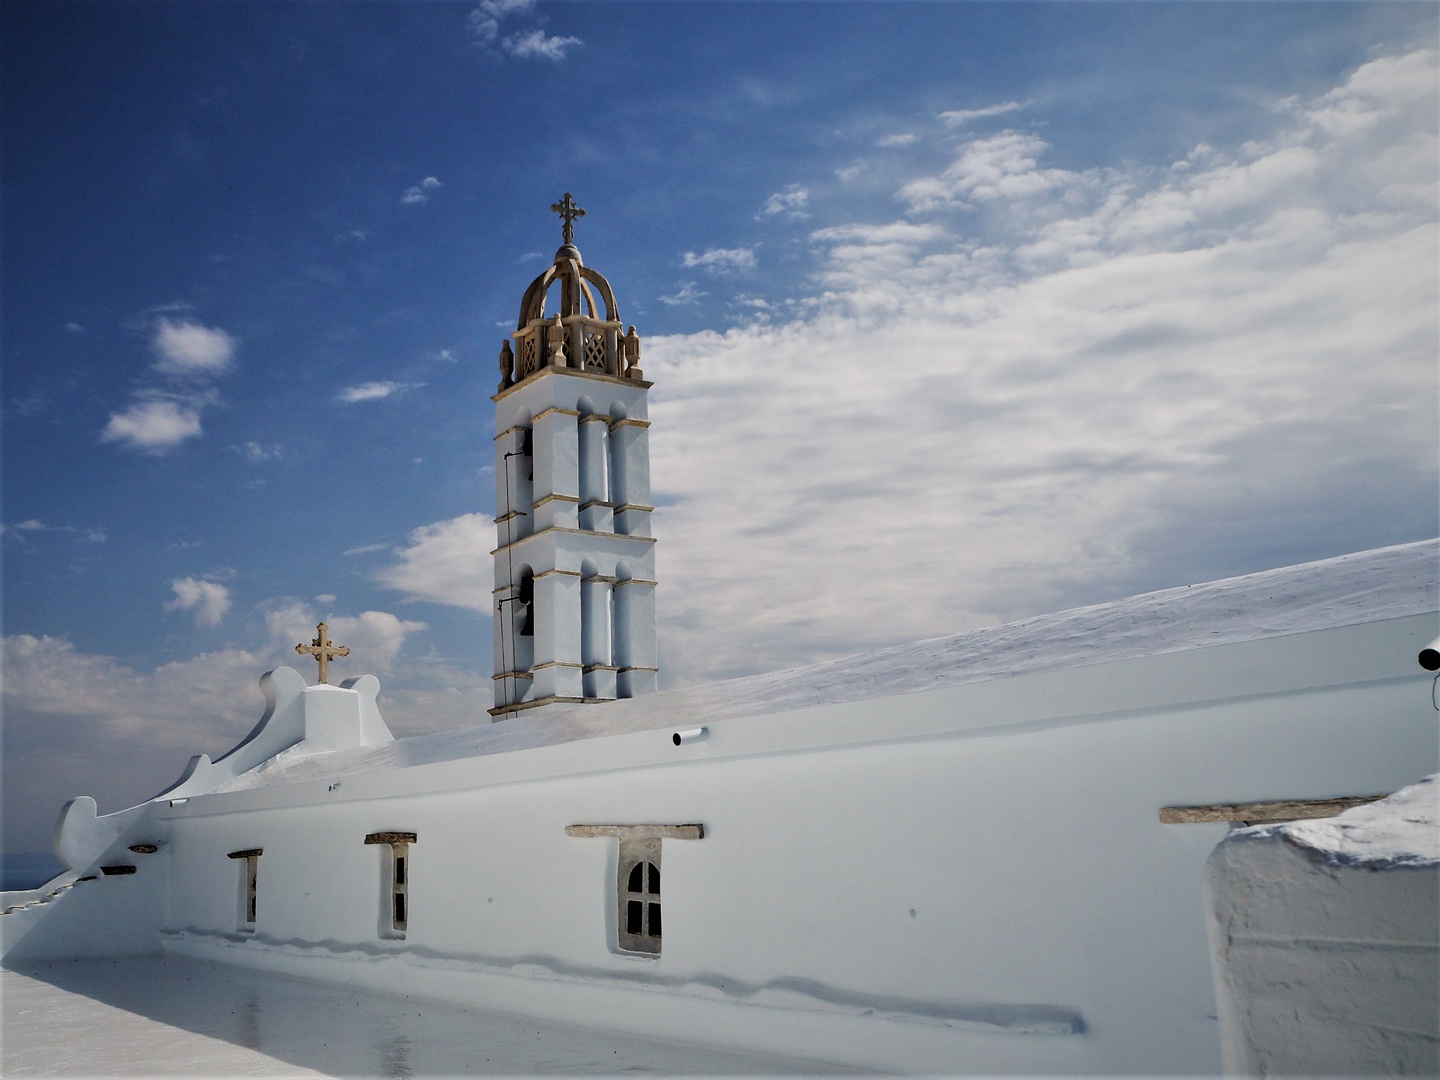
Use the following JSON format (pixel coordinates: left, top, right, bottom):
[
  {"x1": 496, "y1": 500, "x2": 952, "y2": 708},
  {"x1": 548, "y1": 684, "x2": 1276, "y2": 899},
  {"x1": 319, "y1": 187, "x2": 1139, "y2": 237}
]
[{"x1": 490, "y1": 196, "x2": 657, "y2": 718}]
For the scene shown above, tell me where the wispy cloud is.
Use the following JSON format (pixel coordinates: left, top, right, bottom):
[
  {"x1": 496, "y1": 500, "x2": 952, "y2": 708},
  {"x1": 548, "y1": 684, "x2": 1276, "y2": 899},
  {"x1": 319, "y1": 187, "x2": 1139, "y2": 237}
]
[
  {"x1": 467, "y1": 0, "x2": 582, "y2": 62},
  {"x1": 164, "y1": 577, "x2": 231, "y2": 627},
  {"x1": 939, "y1": 101, "x2": 1025, "y2": 126},
  {"x1": 235, "y1": 441, "x2": 282, "y2": 462},
  {"x1": 343, "y1": 542, "x2": 391, "y2": 557},
  {"x1": 761, "y1": 186, "x2": 809, "y2": 218},
  {"x1": 504, "y1": 28, "x2": 582, "y2": 61},
  {"x1": 659, "y1": 281, "x2": 707, "y2": 307},
  {"x1": 682, "y1": 247, "x2": 757, "y2": 273},
  {"x1": 876, "y1": 133, "x2": 918, "y2": 148},
  {"x1": 336, "y1": 381, "x2": 423, "y2": 404},
  {"x1": 10, "y1": 390, "x2": 46, "y2": 416},
  {"x1": 63, "y1": 322, "x2": 85, "y2": 334},
  {"x1": 0, "y1": 519, "x2": 105, "y2": 543},
  {"x1": 401, "y1": 177, "x2": 442, "y2": 205}
]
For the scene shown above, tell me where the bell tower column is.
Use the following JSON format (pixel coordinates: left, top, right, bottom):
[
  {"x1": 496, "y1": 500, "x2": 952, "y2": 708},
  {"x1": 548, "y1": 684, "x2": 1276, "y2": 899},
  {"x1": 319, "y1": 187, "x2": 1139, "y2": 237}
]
[{"x1": 490, "y1": 196, "x2": 658, "y2": 720}]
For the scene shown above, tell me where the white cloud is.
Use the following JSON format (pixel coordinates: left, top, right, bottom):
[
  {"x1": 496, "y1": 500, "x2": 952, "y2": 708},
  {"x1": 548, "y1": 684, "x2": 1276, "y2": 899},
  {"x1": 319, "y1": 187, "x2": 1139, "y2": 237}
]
[
  {"x1": 164, "y1": 577, "x2": 231, "y2": 627},
  {"x1": 336, "y1": 381, "x2": 423, "y2": 403},
  {"x1": 237, "y1": 441, "x2": 282, "y2": 462},
  {"x1": 876, "y1": 133, "x2": 918, "y2": 148},
  {"x1": 761, "y1": 186, "x2": 809, "y2": 217},
  {"x1": 467, "y1": 0, "x2": 533, "y2": 41},
  {"x1": 376, "y1": 513, "x2": 492, "y2": 612},
  {"x1": 682, "y1": 247, "x2": 757, "y2": 273},
  {"x1": 151, "y1": 318, "x2": 236, "y2": 376},
  {"x1": 100, "y1": 399, "x2": 203, "y2": 453},
  {"x1": 3, "y1": 634, "x2": 268, "y2": 735},
  {"x1": 659, "y1": 282, "x2": 708, "y2": 307},
  {"x1": 267, "y1": 601, "x2": 428, "y2": 674},
  {"x1": 329, "y1": 611, "x2": 429, "y2": 671},
  {"x1": 101, "y1": 316, "x2": 234, "y2": 452},
  {"x1": 939, "y1": 101, "x2": 1025, "y2": 126},
  {"x1": 467, "y1": 1, "x2": 581, "y2": 61},
  {"x1": 401, "y1": 177, "x2": 442, "y2": 205},
  {"x1": 343, "y1": 542, "x2": 391, "y2": 556},
  {"x1": 898, "y1": 131, "x2": 1082, "y2": 212},
  {"x1": 642, "y1": 47, "x2": 1438, "y2": 686},
  {"x1": 504, "y1": 28, "x2": 582, "y2": 61}
]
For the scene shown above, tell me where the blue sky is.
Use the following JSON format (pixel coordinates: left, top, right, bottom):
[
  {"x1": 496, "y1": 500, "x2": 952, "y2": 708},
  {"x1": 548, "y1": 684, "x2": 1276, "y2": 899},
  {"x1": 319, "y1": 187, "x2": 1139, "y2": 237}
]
[{"x1": 4, "y1": 1, "x2": 1437, "y2": 857}]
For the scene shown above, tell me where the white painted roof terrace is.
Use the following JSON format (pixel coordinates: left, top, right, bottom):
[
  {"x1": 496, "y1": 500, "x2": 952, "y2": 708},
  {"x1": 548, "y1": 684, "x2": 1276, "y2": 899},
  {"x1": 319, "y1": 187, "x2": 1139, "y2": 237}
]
[{"x1": 217, "y1": 538, "x2": 1438, "y2": 794}]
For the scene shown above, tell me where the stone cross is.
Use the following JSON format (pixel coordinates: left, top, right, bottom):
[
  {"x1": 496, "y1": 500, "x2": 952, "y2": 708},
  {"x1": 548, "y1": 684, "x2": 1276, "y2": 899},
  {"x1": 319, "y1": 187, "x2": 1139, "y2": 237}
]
[
  {"x1": 296, "y1": 622, "x2": 350, "y2": 684},
  {"x1": 550, "y1": 193, "x2": 585, "y2": 245}
]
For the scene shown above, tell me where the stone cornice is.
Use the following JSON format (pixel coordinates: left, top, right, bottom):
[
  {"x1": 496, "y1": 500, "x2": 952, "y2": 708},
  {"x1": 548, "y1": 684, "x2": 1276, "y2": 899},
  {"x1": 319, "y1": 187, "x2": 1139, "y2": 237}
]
[
  {"x1": 493, "y1": 367, "x2": 653, "y2": 403},
  {"x1": 533, "y1": 406, "x2": 581, "y2": 423},
  {"x1": 491, "y1": 527, "x2": 658, "y2": 557},
  {"x1": 487, "y1": 695, "x2": 586, "y2": 716}
]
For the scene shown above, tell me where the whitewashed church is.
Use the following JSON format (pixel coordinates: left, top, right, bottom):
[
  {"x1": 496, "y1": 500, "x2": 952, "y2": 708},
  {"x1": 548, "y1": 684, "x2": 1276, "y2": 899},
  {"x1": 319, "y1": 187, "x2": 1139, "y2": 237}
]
[{"x1": 3, "y1": 202, "x2": 1437, "y2": 1075}]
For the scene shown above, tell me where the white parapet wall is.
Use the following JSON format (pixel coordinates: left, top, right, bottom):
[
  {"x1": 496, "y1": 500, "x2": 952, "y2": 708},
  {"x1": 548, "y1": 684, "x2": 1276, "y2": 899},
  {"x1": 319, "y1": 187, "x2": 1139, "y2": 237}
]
[{"x1": 1205, "y1": 775, "x2": 1439, "y2": 1076}]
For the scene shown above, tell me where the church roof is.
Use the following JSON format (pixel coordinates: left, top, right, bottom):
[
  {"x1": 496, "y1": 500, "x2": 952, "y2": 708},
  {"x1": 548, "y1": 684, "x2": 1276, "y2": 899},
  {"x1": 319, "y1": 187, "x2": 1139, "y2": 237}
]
[{"x1": 215, "y1": 539, "x2": 1438, "y2": 793}]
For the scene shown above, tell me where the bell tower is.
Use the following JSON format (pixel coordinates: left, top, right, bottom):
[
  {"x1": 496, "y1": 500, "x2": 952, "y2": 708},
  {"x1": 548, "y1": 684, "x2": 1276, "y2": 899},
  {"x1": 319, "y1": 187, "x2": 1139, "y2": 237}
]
[{"x1": 490, "y1": 196, "x2": 657, "y2": 718}]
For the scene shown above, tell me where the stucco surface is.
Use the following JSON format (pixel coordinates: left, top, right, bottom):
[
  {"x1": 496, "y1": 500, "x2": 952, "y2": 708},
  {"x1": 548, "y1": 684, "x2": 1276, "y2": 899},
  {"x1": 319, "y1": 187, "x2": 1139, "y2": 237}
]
[{"x1": 1206, "y1": 776, "x2": 1440, "y2": 1074}]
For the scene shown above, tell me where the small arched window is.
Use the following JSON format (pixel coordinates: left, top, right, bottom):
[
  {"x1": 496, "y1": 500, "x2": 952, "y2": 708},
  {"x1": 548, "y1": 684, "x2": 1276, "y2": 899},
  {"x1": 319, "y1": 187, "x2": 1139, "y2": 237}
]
[{"x1": 618, "y1": 840, "x2": 662, "y2": 954}]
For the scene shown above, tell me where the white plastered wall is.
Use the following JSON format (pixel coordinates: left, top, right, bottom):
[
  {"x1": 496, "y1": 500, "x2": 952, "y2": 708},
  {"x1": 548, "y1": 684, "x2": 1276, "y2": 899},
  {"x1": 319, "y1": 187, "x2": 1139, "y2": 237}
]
[{"x1": 99, "y1": 615, "x2": 1440, "y2": 1074}]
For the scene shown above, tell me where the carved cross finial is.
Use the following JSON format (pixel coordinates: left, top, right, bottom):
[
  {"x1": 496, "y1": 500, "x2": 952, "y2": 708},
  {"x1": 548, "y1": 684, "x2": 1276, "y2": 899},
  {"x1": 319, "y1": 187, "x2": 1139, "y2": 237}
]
[
  {"x1": 550, "y1": 193, "x2": 585, "y2": 245},
  {"x1": 296, "y1": 621, "x2": 350, "y2": 685}
]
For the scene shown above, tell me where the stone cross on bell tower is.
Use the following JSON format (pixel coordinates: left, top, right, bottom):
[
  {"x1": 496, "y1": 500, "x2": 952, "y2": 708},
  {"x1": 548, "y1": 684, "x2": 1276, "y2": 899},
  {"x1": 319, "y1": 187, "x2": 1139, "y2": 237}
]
[
  {"x1": 489, "y1": 200, "x2": 657, "y2": 719},
  {"x1": 550, "y1": 193, "x2": 585, "y2": 246}
]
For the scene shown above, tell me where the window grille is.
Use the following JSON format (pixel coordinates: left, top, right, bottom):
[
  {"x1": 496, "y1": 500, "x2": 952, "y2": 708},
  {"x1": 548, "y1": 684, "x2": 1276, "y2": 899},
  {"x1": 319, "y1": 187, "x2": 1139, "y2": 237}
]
[
  {"x1": 617, "y1": 837, "x2": 662, "y2": 954},
  {"x1": 584, "y1": 331, "x2": 607, "y2": 371}
]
